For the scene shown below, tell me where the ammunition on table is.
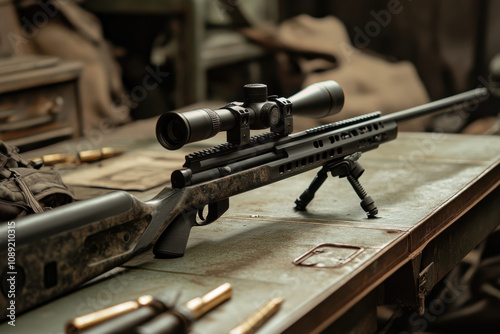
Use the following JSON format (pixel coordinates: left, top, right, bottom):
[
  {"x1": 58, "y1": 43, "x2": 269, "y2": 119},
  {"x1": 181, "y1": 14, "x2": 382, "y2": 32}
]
[
  {"x1": 75, "y1": 293, "x2": 174, "y2": 334},
  {"x1": 228, "y1": 297, "x2": 284, "y2": 334},
  {"x1": 135, "y1": 283, "x2": 232, "y2": 334},
  {"x1": 78, "y1": 147, "x2": 125, "y2": 162},
  {"x1": 66, "y1": 284, "x2": 231, "y2": 334},
  {"x1": 32, "y1": 153, "x2": 76, "y2": 166},
  {"x1": 64, "y1": 295, "x2": 154, "y2": 334},
  {"x1": 32, "y1": 147, "x2": 125, "y2": 166},
  {"x1": 185, "y1": 282, "x2": 232, "y2": 319}
]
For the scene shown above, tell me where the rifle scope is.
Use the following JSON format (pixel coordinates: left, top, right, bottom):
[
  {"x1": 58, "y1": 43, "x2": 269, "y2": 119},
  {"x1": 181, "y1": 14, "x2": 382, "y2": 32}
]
[{"x1": 156, "y1": 80, "x2": 344, "y2": 150}]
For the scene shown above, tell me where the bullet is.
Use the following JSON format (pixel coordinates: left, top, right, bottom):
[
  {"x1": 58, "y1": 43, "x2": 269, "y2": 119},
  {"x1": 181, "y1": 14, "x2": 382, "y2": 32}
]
[
  {"x1": 78, "y1": 147, "x2": 125, "y2": 162},
  {"x1": 185, "y1": 282, "x2": 232, "y2": 319},
  {"x1": 32, "y1": 153, "x2": 75, "y2": 166},
  {"x1": 64, "y1": 295, "x2": 154, "y2": 334},
  {"x1": 228, "y1": 297, "x2": 284, "y2": 334},
  {"x1": 135, "y1": 283, "x2": 232, "y2": 334}
]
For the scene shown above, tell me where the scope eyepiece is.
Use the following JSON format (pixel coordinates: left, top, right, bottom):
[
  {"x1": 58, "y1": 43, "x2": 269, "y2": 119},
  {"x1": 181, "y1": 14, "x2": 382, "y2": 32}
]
[
  {"x1": 156, "y1": 80, "x2": 344, "y2": 150},
  {"x1": 156, "y1": 108, "x2": 233, "y2": 150},
  {"x1": 156, "y1": 112, "x2": 190, "y2": 150}
]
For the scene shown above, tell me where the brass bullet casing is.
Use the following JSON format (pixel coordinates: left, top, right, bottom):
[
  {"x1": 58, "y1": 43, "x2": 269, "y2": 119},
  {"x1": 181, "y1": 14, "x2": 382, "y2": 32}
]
[
  {"x1": 101, "y1": 147, "x2": 125, "y2": 159},
  {"x1": 64, "y1": 295, "x2": 154, "y2": 334},
  {"x1": 33, "y1": 147, "x2": 125, "y2": 166},
  {"x1": 77, "y1": 149, "x2": 103, "y2": 162},
  {"x1": 78, "y1": 147, "x2": 125, "y2": 163},
  {"x1": 185, "y1": 283, "x2": 232, "y2": 319},
  {"x1": 32, "y1": 153, "x2": 76, "y2": 166},
  {"x1": 229, "y1": 297, "x2": 284, "y2": 334},
  {"x1": 135, "y1": 284, "x2": 232, "y2": 334}
]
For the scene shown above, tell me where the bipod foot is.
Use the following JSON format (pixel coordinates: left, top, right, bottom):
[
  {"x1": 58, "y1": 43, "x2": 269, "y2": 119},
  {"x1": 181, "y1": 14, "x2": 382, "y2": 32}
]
[{"x1": 329, "y1": 153, "x2": 378, "y2": 218}]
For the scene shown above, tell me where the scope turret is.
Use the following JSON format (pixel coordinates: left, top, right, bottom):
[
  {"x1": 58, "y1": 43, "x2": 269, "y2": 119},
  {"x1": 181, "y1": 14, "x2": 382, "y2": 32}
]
[{"x1": 156, "y1": 80, "x2": 344, "y2": 150}]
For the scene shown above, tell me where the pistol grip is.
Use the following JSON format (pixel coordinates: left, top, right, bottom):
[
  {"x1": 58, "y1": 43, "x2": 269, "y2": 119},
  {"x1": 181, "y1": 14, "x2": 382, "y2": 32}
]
[{"x1": 153, "y1": 211, "x2": 196, "y2": 258}]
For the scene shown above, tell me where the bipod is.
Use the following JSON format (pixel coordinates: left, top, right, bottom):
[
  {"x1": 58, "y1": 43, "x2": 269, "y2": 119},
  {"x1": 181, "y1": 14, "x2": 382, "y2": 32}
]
[{"x1": 294, "y1": 152, "x2": 378, "y2": 218}]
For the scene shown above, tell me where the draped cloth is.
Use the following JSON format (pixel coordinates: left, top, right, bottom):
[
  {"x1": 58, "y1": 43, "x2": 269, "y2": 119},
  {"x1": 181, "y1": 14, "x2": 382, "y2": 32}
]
[{"x1": 243, "y1": 15, "x2": 430, "y2": 132}]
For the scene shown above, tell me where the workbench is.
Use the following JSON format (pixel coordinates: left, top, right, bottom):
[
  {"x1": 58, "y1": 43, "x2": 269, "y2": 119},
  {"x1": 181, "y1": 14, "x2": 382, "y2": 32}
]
[{"x1": 2, "y1": 116, "x2": 499, "y2": 333}]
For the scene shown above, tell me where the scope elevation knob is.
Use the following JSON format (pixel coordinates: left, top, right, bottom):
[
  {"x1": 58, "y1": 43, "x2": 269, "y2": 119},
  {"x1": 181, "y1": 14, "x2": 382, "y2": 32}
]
[{"x1": 244, "y1": 84, "x2": 268, "y2": 103}]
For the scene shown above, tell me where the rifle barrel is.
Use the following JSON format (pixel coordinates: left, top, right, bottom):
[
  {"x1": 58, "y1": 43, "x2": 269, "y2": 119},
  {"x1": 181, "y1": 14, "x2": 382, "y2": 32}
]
[{"x1": 379, "y1": 87, "x2": 489, "y2": 124}]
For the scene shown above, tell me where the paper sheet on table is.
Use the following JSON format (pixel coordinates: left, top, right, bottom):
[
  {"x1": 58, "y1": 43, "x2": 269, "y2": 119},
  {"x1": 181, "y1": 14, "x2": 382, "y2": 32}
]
[{"x1": 62, "y1": 151, "x2": 184, "y2": 191}]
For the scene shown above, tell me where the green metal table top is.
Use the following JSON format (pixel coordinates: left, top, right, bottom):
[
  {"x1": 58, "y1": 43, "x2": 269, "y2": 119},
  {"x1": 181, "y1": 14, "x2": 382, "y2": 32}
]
[{"x1": 2, "y1": 124, "x2": 500, "y2": 333}]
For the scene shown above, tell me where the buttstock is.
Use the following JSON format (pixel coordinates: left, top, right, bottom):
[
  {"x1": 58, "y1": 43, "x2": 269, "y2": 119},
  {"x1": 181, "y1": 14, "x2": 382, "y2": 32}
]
[{"x1": 0, "y1": 191, "x2": 154, "y2": 320}]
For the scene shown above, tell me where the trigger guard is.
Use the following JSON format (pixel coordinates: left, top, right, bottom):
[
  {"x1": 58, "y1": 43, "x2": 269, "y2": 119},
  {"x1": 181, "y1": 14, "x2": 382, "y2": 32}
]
[
  {"x1": 197, "y1": 208, "x2": 206, "y2": 222},
  {"x1": 195, "y1": 199, "x2": 230, "y2": 226}
]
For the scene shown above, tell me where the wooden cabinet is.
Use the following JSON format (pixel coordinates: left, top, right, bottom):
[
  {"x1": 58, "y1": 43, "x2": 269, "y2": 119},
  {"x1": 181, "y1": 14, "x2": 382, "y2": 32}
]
[{"x1": 0, "y1": 55, "x2": 83, "y2": 150}]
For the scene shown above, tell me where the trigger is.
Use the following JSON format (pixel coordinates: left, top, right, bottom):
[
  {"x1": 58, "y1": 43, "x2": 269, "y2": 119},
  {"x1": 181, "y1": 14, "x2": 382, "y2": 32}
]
[{"x1": 197, "y1": 199, "x2": 230, "y2": 226}]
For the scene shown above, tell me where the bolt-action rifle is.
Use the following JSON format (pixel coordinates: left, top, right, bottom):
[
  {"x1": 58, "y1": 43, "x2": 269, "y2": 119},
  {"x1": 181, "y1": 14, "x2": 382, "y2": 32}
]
[{"x1": 0, "y1": 81, "x2": 489, "y2": 319}]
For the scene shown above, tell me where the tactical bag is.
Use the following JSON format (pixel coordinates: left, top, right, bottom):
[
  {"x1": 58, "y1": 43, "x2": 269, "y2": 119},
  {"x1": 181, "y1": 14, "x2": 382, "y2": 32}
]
[{"x1": 0, "y1": 141, "x2": 74, "y2": 221}]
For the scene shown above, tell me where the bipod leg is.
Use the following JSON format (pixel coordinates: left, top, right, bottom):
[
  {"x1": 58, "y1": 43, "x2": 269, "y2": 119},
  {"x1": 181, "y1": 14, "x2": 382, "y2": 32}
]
[
  {"x1": 329, "y1": 153, "x2": 378, "y2": 218},
  {"x1": 294, "y1": 166, "x2": 329, "y2": 211},
  {"x1": 346, "y1": 174, "x2": 378, "y2": 218}
]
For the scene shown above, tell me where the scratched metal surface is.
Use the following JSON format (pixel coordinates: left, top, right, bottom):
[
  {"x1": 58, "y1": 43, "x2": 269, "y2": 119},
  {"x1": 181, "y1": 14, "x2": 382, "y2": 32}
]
[{"x1": 2, "y1": 132, "x2": 500, "y2": 334}]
